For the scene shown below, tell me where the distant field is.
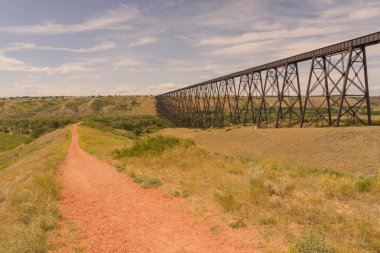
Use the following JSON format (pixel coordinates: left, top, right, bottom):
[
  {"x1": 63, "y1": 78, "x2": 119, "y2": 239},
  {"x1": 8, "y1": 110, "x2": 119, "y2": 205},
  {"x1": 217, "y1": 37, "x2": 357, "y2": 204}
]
[{"x1": 0, "y1": 96, "x2": 156, "y2": 118}]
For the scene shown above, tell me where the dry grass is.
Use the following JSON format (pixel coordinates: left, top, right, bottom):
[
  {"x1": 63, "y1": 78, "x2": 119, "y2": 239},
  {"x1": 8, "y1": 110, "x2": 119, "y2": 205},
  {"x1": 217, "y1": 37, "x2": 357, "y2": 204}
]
[
  {"x1": 78, "y1": 125, "x2": 380, "y2": 252},
  {"x1": 78, "y1": 125, "x2": 133, "y2": 161},
  {"x1": 159, "y1": 126, "x2": 380, "y2": 175},
  {"x1": 0, "y1": 127, "x2": 70, "y2": 252}
]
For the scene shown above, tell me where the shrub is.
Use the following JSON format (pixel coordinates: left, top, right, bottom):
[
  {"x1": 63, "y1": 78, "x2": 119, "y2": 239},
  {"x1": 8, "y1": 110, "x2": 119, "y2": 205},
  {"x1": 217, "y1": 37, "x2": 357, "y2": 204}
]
[
  {"x1": 141, "y1": 178, "x2": 162, "y2": 189},
  {"x1": 127, "y1": 170, "x2": 137, "y2": 178},
  {"x1": 356, "y1": 176, "x2": 376, "y2": 192},
  {"x1": 115, "y1": 135, "x2": 194, "y2": 157},
  {"x1": 289, "y1": 232, "x2": 334, "y2": 253},
  {"x1": 91, "y1": 100, "x2": 103, "y2": 113},
  {"x1": 84, "y1": 115, "x2": 172, "y2": 135},
  {"x1": 115, "y1": 164, "x2": 126, "y2": 172}
]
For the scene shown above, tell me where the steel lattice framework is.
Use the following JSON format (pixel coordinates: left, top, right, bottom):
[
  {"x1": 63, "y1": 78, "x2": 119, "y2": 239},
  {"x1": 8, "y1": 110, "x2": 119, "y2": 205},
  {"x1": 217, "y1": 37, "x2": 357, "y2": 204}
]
[{"x1": 156, "y1": 32, "x2": 380, "y2": 128}]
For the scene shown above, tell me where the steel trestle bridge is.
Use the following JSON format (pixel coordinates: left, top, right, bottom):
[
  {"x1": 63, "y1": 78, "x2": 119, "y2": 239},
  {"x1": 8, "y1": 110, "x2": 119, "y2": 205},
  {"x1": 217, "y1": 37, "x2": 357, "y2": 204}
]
[{"x1": 156, "y1": 32, "x2": 380, "y2": 128}]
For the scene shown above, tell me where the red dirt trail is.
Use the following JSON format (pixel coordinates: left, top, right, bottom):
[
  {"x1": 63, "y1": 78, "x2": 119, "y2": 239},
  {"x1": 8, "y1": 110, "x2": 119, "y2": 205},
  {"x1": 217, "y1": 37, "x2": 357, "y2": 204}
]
[{"x1": 59, "y1": 125, "x2": 258, "y2": 253}]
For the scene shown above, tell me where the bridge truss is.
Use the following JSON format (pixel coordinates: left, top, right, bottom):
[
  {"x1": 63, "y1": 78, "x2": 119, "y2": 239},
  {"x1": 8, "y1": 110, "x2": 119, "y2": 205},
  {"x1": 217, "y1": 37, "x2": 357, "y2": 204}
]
[{"x1": 156, "y1": 32, "x2": 380, "y2": 128}]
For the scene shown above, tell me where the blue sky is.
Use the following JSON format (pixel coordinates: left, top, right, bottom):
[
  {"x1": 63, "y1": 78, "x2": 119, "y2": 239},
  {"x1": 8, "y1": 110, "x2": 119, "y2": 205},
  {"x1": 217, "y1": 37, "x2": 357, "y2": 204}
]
[{"x1": 0, "y1": 0, "x2": 379, "y2": 96}]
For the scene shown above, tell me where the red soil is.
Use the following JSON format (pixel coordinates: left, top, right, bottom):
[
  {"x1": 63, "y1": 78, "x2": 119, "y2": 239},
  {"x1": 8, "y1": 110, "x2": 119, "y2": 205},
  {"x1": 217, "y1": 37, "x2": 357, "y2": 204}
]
[{"x1": 58, "y1": 125, "x2": 259, "y2": 252}]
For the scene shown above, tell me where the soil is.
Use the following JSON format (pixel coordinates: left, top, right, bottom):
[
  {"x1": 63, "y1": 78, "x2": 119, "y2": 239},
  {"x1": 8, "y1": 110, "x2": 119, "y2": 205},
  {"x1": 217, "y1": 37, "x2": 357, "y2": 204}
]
[{"x1": 58, "y1": 125, "x2": 258, "y2": 253}]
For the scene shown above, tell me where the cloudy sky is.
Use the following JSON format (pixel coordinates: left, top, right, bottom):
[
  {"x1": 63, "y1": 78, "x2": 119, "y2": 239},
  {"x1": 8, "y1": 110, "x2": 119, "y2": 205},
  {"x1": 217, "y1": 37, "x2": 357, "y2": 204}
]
[{"x1": 0, "y1": 0, "x2": 379, "y2": 97}]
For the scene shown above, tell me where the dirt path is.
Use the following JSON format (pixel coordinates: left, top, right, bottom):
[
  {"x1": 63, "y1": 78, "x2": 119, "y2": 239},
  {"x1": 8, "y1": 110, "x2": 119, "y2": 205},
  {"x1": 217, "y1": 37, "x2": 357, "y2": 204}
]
[{"x1": 59, "y1": 125, "x2": 258, "y2": 253}]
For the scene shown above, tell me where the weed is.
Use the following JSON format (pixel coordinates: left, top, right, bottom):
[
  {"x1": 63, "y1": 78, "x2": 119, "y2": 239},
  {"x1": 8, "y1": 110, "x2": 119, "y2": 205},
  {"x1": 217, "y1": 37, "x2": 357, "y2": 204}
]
[
  {"x1": 259, "y1": 215, "x2": 276, "y2": 225},
  {"x1": 323, "y1": 177, "x2": 355, "y2": 198},
  {"x1": 289, "y1": 232, "x2": 334, "y2": 253},
  {"x1": 39, "y1": 214, "x2": 58, "y2": 231},
  {"x1": 180, "y1": 189, "x2": 192, "y2": 198},
  {"x1": 214, "y1": 190, "x2": 239, "y2": 212},
  {"x1": 35, "y1": 172, "x2": 62, "y2": 200},
  {"x1": 115, "y1": 164, "x2": 126, "y2": 172},
  {"x1": 127, "y1": 170, "x2": 137, "y2": 178},
  {"x1": 133, "y1": 177, "x2": 143, "y2": 184},
  {"x1": 141, "y1": 178, "x2": 162, "y2": 189},
  {"x1": 229, "y1": 219, "x2": 247, "y2": 229},
  {"x1": 263, "y1": 177, "x2": 295, "y2": 196}
]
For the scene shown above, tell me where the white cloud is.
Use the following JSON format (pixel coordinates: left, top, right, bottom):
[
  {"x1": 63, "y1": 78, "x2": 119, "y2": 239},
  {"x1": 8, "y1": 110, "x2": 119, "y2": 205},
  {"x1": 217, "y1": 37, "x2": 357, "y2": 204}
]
[
  {"x1": 112, "y1": 57, "x2": 143, "y2": 71},
  {"x1": 110, "y1": 87, "x2": 142, "y2": 95},
  {"x1": 0, "y1": 4, "x2": 139, "y2": 34},
  {"x1": 128, "y1": 36, "x2": 157, "y2": 47},
  {"x1": 0, "y1": 41, "x2": 116, "y2": 53},
  {"x1": 148, "y1": 83, "x2": 184, "y2": 94},
  {"x1": 0, "y1": 54, "x2": 97, "y2": 75}
]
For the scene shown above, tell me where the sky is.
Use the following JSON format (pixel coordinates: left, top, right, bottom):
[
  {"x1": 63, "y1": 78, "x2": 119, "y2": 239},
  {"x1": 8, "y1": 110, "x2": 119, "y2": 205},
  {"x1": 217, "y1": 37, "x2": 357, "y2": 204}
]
[{"x1": 0, "y1": 0, "x2": 379, "y2": 97}]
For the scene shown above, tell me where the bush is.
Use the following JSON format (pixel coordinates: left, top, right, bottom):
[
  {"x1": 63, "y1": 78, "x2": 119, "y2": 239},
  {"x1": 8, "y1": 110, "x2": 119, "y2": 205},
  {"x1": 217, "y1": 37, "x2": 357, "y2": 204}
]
[
  {"x1": 289, "y1": 232, "x2": 334, "y2": 253},
  {"x1": 356, "y1": 176, "x2": 376, "y2": 192},
  {"x1": 115, "y1": 135, "x2": 194, "y2": 157},
  {"x1": 84, "y1": 115, "x2": 172, "y2": 135},
  {"x1": 0, "y1": 117, "x2": 73, "y2": 138},
  {"x1": 141, "y1": 178, "x2": 162, "y2": 189}
]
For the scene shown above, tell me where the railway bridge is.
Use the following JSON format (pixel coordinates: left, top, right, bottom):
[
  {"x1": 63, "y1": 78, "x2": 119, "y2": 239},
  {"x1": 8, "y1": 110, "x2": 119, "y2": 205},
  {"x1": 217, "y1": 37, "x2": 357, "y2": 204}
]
[{"x1": 156, "y1": 32, "x2": 380, "y2": 128}]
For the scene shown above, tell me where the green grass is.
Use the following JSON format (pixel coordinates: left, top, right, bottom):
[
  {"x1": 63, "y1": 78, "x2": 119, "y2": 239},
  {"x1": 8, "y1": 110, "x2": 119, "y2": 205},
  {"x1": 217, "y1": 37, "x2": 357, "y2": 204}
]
[
  {"x1": 0, "y1": 127, "x2": 70, "y2": 252},
  {"x1": 356, "y1": 176, "x2": 377, "y2": 192},
  {"x1": 114, "y1": 135, "x2": 194, "y2": 157},
  {"x1": 77, "y1": 125, "x2": 133, "y2": 161},
  {"x1": 0, "y1": 132, "x2": 32, "y2": 152},
  {"x1": 289, "y1": 232, "x2": 334, "y2": 253},
  {"x1": 0, "y1": 117, "x2": 73, "y2": 138},
  {"x1": 83, "y1": 115, "x2": 172, "y2": 136}
]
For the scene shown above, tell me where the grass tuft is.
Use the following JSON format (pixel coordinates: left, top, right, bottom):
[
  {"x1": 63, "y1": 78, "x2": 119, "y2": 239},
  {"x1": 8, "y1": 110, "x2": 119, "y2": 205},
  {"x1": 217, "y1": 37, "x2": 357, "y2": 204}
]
[
  {"x1": 356, "y1": 176, "x2": 376, "y2": 192},
  {"x1": 214, "y1": 190, "x2": 240, "y2": 212},
  {"x1": 114, "y1": 135, "x2": 194, "y2": 157},
  {"x1": 35, "y1": 171, "x2": 62, "y2": 200},
  {"x1": 289, "y1": 232, "x2": 334, "y2": 253},
  {"x1": 141, "y1": 178, "x2": 162, "y2": 189},
  {"x1": 229, "y1": 218, "x2": 247, "y2": 229}
]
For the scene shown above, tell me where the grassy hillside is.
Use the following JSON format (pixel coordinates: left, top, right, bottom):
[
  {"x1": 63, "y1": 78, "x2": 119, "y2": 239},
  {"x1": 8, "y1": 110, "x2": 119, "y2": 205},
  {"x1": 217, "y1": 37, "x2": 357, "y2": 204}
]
[
  {"x1": 0, "y1": 96, "x2": 156, "y2": 118},
  {"x1": 0, "y1": 132, "x2": 32, "y2": 152},
  {"x1": 77, "y1": 124, "x2": 380, "y2": 253},
  {"x1": 0, "y1": 127, "x2": 70, "y2": 252},
  {"x1": 0, "y1": 95, "x2": 160, "y2": 151}
]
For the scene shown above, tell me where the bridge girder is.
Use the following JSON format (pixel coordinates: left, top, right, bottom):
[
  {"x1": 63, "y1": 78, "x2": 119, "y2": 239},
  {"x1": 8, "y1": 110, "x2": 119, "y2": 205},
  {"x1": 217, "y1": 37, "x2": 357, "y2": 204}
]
[{"x1": 156, "y1": 32, "x2": 379, "y2": 128}]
